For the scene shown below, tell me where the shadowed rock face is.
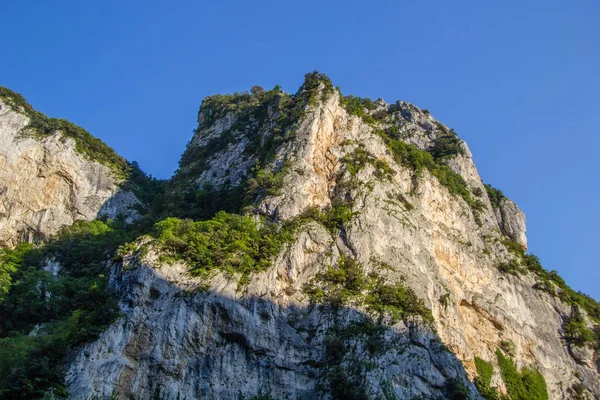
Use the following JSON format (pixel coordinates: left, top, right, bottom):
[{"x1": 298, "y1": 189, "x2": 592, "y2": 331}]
[
  {"x1": 65, "y1": 78, "x2": 598, "y2": 400},
  {"x1": 66, "y1": 224, "x2": 478, "y2": 400},
  {"x1": 0, "y1": 99, "x2": 139, "y2": 246}
]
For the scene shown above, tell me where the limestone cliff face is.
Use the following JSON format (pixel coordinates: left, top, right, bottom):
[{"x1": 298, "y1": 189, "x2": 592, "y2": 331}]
[
  {"x1": 62, "y1": 78, "x2": 599, "y2": 400},
  {"x1": 0, "y1": 77, "x2": 588, "y2": 399},
  {"x1": 0, "y1": 96, "x2": 140, "y2": 246},
  {"x1": 67, "y1": 232, "x2": 477, "y2": 400}
]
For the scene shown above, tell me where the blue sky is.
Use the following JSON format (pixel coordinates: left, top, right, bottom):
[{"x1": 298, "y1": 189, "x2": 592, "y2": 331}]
[{"x1": 1, "y1": 0, "x2": 598, "y2": 299}]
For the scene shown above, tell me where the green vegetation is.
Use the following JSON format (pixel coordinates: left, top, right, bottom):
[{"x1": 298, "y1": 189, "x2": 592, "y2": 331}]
[
  {"x1": 175, "y1": 84, "x2": 288, "y2": 185},
  {"x1": 474, "y1": 357, "x2": 498, "y2": 399},
  {"x1": 563, "y1": 306, "x2": 597, "y2": 348},
  {"x1": 444, "y1": 379, "x2": 470, "y2": 400},
  {"x1": 303, "y1": 257, "x2": 433, "y2": 324},
  {"x1": 245, "y1": 160, "x2": 290, "y2": 198},
  {"x1": 150, "y1": 181, "x2": 246, "y2": 221},
  {"x1": 475, "y1": 352, "x2": 548, "y2": 400},
  {"x1": 472, "y1": 187, "x2": 484, "y2": 197},
  {"x1": 149, "y1": 211, "x2": 294, "y2": 280},
  {"x1": 569, "y1": 382, "x2": 588, "y2": 400},
  {"x1": 123, "y1": 161, "x2": 167, "y2": 210},
  {"x1": 339, "y1": 94, "x2": 377, "y2": 124},
  {"x1": 496, "y1": 242, "x2": 600, "y2": 342},
  {"x1": 316, "y1": 316, "x2": 388, "y2": 400},
  {"x1": 0, "y1": 87, "x2": 165, "y2": 208},
  {"x1": 499, "y1": 340, "x2": 516, "y2": 358},
  {"x1": 496, "y1": 349, "x2": 548, "y2": 400},
  {"x1": 374, "y1": 128, "x2": 486, "y2": 222},
  {"x1": 497, "y1": 259, "x2": 522, "y2": 276},
  {"x1": 326, "y1": 364, "x2": 369, "y2": 400},
  {"x1": 300, "y1": 71, "x2": 335, "y2": 106},
  {"x1": 518, "y1": 257, "x2": 600, "y2": 337},
  {"x1": 343, "y1": 147, "x2": 375, "y2": 177},
  {"x1": 503, "y1": 239, "x2": 525, "y2": 256},
  {"x1": 165, "y1": 71, "x2": 338, "y2": 221},
  {"x1": 0, "y1": 209, "x2": 299, "y2": 398},
  {"x1": 342, "y1": 146, "x2": 394, "y2": 180},
  {"x1": 297, "y1": 199, "x2": 356, "y2": 235},
  {"x1": 475, "y1": 357, "x2": 494, "y2": 388},
  {"x1": 336, "y1": 87, "x2": 485, "y2": 221},
  {"x1": 0, "y1": 246, "x2": 20, "y2": 300},
  {"x1": 0, "y1": 87, "x2": 130, "y2": 177},
  {"x1": 429, "y1": 130, "x2": 465, "y2": 161},
  {"x1": 0, "y1": 219, "x2": 139, "y2": 399},
  {"x1": 3, "y1": 73, "x2": 597, "y2": 400},
  {"x1": 300, "y1": 258, "x2": 435, "y2": 398},
  {"x1": 484, "y1": 184, "x2": 505, "y2": 210}
]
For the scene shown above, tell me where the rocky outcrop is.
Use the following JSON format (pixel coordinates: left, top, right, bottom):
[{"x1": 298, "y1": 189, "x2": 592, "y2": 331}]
[
  {"x1": 0, "y1": 96, "x2": 140, "y2": 246},
  {"x1": 65, "y1": 77, "x2": 599, "y2": 399},
  {"x1": 496, "y1": 198, "x2": 528, "y2": 250},
  {"x1": 67, "y1": 225, "x2": 478, "y2": 400}
]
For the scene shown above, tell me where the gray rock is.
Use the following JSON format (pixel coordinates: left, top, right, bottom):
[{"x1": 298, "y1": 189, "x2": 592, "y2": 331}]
[
  {"x1": 496, "y1": 197, "x2": 528, "y2": 250},
  {"x1": 65, "y1": 84, "x2": 599, "y2": 399},
  {"x1": 0, "y1": 99, "x2": 140, "y2": 246}
]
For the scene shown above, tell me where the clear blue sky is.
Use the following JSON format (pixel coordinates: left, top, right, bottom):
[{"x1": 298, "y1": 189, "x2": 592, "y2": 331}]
[{"x1": 1, "y1": 0, "x2": 598, "y2": 299}]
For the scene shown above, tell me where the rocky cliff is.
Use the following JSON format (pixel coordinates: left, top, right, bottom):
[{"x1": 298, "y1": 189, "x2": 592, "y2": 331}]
[
  {"x1": 1, "y1": 75, "x2": 598, "y2": 400},
  {"x1": 0, "y1": 88, "x2": 140, "y2": 247}
]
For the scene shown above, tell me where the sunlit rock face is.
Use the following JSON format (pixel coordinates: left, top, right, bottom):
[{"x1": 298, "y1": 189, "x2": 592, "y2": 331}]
[
  {"x1": 0, "y1": 98, "x2": 139, "y2": 247},
  {"x1": 6, "y1": 76, "x2": 595, "y2": 399}
]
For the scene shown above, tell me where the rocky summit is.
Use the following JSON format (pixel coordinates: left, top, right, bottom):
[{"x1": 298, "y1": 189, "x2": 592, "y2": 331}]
[{"x1": 0, "y1": 73, "x2": 598, "y2": 400}]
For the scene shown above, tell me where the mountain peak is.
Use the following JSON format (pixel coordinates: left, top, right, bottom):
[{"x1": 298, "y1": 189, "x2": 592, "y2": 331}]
[{"x1": 1, "y1": 76, "x2": 598, "y2": 399}]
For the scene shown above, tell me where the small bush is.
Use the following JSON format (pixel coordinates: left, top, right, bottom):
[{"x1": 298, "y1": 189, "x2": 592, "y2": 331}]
[
  {"x1": 328, "y1": 366, "x2": 369, "y2": 400},
  {"x1": 498, "y1": 259, "x2": 522, "y2": 276},
  {"x1": 523, "y1": 254, "x2": 543, "y2": 274},
  {"x1": 503, "y1": 239, "x2": 525, "y2": 257},
  {"x1": 564, "y1": 307, "x2": 595, "y2": 348},
  {"x1": 429, "y1": 134, "x2": 464, "y2": 160},
  {"x1": 444, "y1": 379, "x2": 470, "y2": 400},
  {"x1": 299, "y1": 199, "x2": 356, "y2": 235},
  {"x1": 342, "y1": 147, "x2": 393, "y2": 181},
  {"x1": 500, "y1": 340, "x2": 516, "y2": 357},
  {"x1": 569, "y1": 382, "x2": 587, "y2": 400},
  {"x1": 496, "y1": 349, "x2": 548, "y2": 400},
  {"x1": 343, "y1": 147, "x2": 375, "y2": 177},
  {"x1": 484, "y1": 184, "x2": 505, "y2": 210},
  {"x1": 339, "y1": 94, "x2": 377, "y2": 125}
]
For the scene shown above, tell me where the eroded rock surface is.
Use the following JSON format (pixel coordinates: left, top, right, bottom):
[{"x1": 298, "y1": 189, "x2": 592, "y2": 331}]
[
  {"x1": 0, "y1": 98, "x2": 139, "y2": 246},
  {"x1": 65, "y1": 79, "x2": 599, "y2": 400},
  {"x1": 67, "y1": 225, "x2": 478, "y2": 400}
]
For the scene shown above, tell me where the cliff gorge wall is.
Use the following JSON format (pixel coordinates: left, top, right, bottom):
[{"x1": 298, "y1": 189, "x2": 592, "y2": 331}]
[
  {"x1": 66, "y1": 75, "x2": 599, "y2": 399},
  {"x1": 0, "y1": 75, "x2": 598, "y2": 399}
]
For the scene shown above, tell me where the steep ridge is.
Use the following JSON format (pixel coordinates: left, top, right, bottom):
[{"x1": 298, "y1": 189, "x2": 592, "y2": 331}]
[
  {"x1": 0, "y1": 88, "x2": 142, "y2": 246},
  {"x1": 0, "y1": 74, "x2": 598, "y2": 399}
]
